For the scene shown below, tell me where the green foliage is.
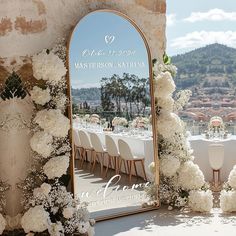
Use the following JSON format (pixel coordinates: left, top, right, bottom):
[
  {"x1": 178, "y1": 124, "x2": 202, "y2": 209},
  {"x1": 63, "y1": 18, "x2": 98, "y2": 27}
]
[
  {"x1": 0, "y1": 72, "x2": 27, "y2": 100},
  {"x1": 163, "y1": 52, "x2": 171, "y2": 65}
]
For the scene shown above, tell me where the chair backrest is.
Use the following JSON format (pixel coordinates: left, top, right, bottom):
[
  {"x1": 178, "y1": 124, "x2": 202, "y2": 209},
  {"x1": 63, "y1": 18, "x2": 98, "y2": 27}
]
[
  {"x1": 208, "y1": 143, "x2": 224, "y2": 170},
  {"x1": 72, "y1": 129, "x2": 81, "y2": 147},
  {"x1": 90, "y1": 133, "x2": 104, "y2": 153},
  {"x1": 118, "y1": 139, "x2": 134, "y2": 161},
  {"x1": 78, "y1": 130, "x2": 92, "y2": 149},
  {"x1": 105, "y1": 135, "x2": 119, "y2": 157}
]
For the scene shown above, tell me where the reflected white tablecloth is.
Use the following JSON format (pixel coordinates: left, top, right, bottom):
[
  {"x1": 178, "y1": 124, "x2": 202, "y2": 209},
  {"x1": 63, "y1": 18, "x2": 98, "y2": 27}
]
[
  {"x1": 73, "y1": 127, "x2": 154, "y2": 180},
  {"x1": 189, "y1": 135, "x2": 236, "y2": 181}
]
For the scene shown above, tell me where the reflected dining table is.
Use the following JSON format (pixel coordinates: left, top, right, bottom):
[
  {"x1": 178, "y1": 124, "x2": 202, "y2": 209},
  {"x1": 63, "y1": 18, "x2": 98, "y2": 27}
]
[
  {"x1": 73, "y1": 125, "x2": 154, "y2": 180},
  {"x1": 189, "y1": 135, "x2": 236, "y2": 182}
]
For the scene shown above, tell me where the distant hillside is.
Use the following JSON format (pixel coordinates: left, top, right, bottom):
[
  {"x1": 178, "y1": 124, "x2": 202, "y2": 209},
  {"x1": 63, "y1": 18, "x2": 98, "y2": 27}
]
[
  {"x1": 72, "y1": 87, "x2": 101, "y2": 101},
  {"x1": 171, "y1": 43, "x2": 236, "y2": 89}
]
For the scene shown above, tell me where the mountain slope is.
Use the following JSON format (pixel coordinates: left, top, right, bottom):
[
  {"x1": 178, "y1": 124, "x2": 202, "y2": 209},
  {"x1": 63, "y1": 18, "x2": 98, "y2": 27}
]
[{"x1": 171, "y1": 43, "x2": 236, "y2": 89}]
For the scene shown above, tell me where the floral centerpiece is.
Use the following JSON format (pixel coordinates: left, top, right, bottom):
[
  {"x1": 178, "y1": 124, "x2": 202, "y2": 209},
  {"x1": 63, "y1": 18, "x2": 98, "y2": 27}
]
[
  {"x1": 207, "y1": 116, "x2": 226, "y2": 138},
  {"x1": 145, "y1": 56, "x2": 213, "y2": 212},
  {"x1": 131, "y1": 117, "x2": 150, "y2": 129},
  {"x1": 89, "y1": 114, "x2": 100, "y2": 124},
  {"x1": 16, "y1": 39, "x2": 94, "y2": 235},
  {"x1": 112, "y1": 117, "x2": 128, "y2": 127}
]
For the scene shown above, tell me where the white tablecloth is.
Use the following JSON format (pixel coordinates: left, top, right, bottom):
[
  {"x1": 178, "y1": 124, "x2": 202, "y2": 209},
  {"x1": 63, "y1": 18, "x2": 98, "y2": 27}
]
[
  {"x1": 74, "y1": 127, "x2": 154, "y2": 179},
  {"x1": 189, "y1": 135, "x2": 236, "y2": 181}
]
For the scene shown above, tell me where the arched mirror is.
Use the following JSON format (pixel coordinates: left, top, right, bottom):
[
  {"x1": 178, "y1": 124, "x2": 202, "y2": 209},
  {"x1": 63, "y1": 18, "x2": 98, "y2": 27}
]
[{"x1": 68, "y1": 10, "x2": 159, "y2": 220}]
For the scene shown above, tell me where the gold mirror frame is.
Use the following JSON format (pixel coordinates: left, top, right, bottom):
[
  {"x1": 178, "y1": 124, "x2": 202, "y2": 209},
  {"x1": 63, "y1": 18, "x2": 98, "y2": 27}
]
[{"x1": 66, "y1": 9, "x2": 159, "y2": 221}]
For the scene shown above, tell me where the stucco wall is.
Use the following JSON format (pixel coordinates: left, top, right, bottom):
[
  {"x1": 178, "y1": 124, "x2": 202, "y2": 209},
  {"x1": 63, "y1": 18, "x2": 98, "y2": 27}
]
[{"x1": 0, "y1": 0, "x2": 166, "y2": 69}]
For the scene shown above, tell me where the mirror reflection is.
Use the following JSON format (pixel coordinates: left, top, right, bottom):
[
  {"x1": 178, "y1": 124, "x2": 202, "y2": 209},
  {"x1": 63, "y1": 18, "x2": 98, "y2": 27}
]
[{"x1": 69, "y1": 11, "x2": 156, "y2": 218}]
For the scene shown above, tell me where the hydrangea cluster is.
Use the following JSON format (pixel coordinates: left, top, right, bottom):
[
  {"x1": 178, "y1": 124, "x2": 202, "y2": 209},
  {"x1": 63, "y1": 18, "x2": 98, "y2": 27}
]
[
  {"x1": 146, "y1": 59, "x2": 212, "y2": 212},
  {"x1": 19, "y1": 40, "x2": 94, "y2": 235},
  {"x1": 220, "y1": 165, "x2": 236, "y2": 212}
]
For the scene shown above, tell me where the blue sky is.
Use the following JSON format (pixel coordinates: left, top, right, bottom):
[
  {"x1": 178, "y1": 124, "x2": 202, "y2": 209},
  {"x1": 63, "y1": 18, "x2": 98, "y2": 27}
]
[
  {"x1": 166, "y1": 0, "x2": 236, "y2": 56},
  {"x1": 69, "y1": 12, "x2": 149, "y2": 89}
]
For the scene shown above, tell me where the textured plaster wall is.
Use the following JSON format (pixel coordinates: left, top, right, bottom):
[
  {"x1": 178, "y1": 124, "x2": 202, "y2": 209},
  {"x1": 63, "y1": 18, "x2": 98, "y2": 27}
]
[{"x1": 0, "y1": 0, "x2": 166, "y2": 69}]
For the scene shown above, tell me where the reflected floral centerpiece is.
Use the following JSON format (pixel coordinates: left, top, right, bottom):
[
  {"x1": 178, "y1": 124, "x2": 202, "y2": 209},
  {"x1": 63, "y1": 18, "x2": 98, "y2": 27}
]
[{"x1": 131, "y1": 116, "x2": 150, "y2": 130}]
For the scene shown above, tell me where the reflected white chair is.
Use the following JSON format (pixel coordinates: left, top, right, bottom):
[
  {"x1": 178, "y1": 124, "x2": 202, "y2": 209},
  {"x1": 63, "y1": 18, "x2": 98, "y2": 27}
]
[
  {"x1": 208, "y1": 144, "x2": 224, "y2": 189},
  {"x1": 105, "y1": 135, "x2": 126, "y2": 175},
  {"x1": 90, "y1": 133, "x2": 108, "y2": 176},
  {"x1": 72, "y1": 129, "x2": 83, "y2": 161},
  {"x1": 78, "y1": 130, "x2": 94, "y2": 168},
  {"x1": 118, "y1": 139, "x2": 147, "y2": 183}
]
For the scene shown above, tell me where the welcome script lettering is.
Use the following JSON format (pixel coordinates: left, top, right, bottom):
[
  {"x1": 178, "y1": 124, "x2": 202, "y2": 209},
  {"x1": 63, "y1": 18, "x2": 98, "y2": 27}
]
[{"x1": 79, "y1": 175, "x2": 151, "y2": 200}]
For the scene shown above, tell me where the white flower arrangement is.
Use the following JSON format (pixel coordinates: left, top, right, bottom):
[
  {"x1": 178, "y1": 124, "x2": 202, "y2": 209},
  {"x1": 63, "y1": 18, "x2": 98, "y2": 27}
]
[
  {"x1": 131, "y1": 116, "x2": 150, "y2": 129},
  {"x1": 154, "y1": 71, "x2": 175, "y2": 98},
  {"x1": 220, "y1": 165, "x2": 236, "y2": 212},
  {"x1": 53, "y1": 92, "x2": 67, "y2": 111},
  {"x1": 112, "y1": 117, "x2": 128, "y2": 127},
  {"x1": 157, "y1": 96, "x2": 174, "y2": 112},
  {"x1": 157, "y1": 112, "x2": 183, "y2": 139},
  {"x1": 19, "y1": 42, "x2": 94, "y2": 235},
  {"x1": 32, "y1": 49, "x2": 67, "y2": 84},
  {"x1": 188, "y1": 190, "x2": 213, "y2": 212},
  {"x1": 21, "y1": 205, "x2": 50, "y2": 233},
  {"x1": 43, "y1": 155, "x2": 70, "y2": 179},
  {"x1": 146, "y1": 59, "x2": 212, "y2": 212},
  {"x1": 220, "y1": 190, "x2": 236, "y2": 212},
  {"x1": 178, "y1": 161, "x2": 205, "y2": 190},
  {"x1": 160, "y1": 155, "x2": 181, "y2": 178},
  {"x1": 30, "y1": 86, "x2": 51, "y2": 106},
  {"x1": 90, "y1": 114, "x2": 100, "y2": 124},
  {"x1": 30, "y1": 131, "x2": 53, "y2": 158},
  {"x1": 34, "y1": 109, "x2": 70, "y2": 138},
  {"x1": 174, "y1": 90, "x2": 192, "y2": 112}
]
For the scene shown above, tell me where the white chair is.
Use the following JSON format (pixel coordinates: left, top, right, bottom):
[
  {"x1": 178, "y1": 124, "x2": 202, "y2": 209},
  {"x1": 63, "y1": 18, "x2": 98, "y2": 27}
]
[
  {"x1": 118, "y1": 139, "x2": 147, "y2": 182},
  {"x1": 72, "y1": 129, "x2": 83, "y2": 161},
  {"x1": 90, "y1": 133, "x2": 108, "y2": 176},
  {"x1": 208, "y1": 144, "x2": 224, "y2": 189},
  {"x1": 105, "y1": 135, "x2": 125, "y2": 175},
  {"x1": 78, "y1": 130, "x2": 94, "y2": 168}
]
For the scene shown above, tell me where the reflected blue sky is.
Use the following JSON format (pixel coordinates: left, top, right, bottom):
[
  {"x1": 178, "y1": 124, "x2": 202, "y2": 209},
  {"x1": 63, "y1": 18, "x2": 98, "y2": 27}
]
[{"x1": 69, "y1": 12, "x2": 149, "y2": 89}]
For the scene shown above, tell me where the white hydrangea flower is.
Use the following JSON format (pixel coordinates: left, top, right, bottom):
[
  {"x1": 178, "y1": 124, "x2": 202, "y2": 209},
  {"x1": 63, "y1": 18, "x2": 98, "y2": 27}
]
[
  {"x1": 33, "y1": 183, "x2": 52, "y2": 198},
  {"x1": 43, "y1": 155, "x2": 69, "y2": 179},
  {"x1": 41, "y1": 183, "x2": 51, "y2": 196},
  {"x1": 178, "y1": 161, "x2": 205, "y2": 190},
  {"x1": 34, "y1": 109, "x2": 70, "y2": 138},
  {"x1": 53, "y1": 93, "x2": 67, "y2": 111},
  {"x1": 0, "y1": 213, "x2": 6, "y2": 235},
  {"x1": 62, "y1": 207, "x2": 75, "y2": 219},
  {"x1": 32, "y1": 49, "x2": 67, "y2": 84},
  {"x1": 157, "y1": 112, "x2": 183, "y2": 139},
  {"x1": 48, "y1": 221, "x2": 64, "y2": 236},
  {"x1": 157, "y1": 96, "x2": 174, "y2": 112},
  {"x1": 188, "y1": 190, "x2": 213, "y2": 212},
  {"x1": 30, "y1": 131, "x2": 53, "y2": 158},
  {"x1": 77, "y1": 221, "x2": 90, "y2": 234},
  {"x1": 160, "y1": 155, "x2": 180, "y2": 177},
  {"x1": 228, "y1": 165, "x2": 236, "y2": 189},
  {"x1": 21, "y1": 206, "x2": 50, "y2": 233},
  {"x1": 30, "y1": 86, "x2": 51, "y2": 105},
  {"x1": 220, "y1": 190, "x2": 236, "y2": 212},
  {"x1": 154, "y1": 71, "x2": 175, "y2": 98}
]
